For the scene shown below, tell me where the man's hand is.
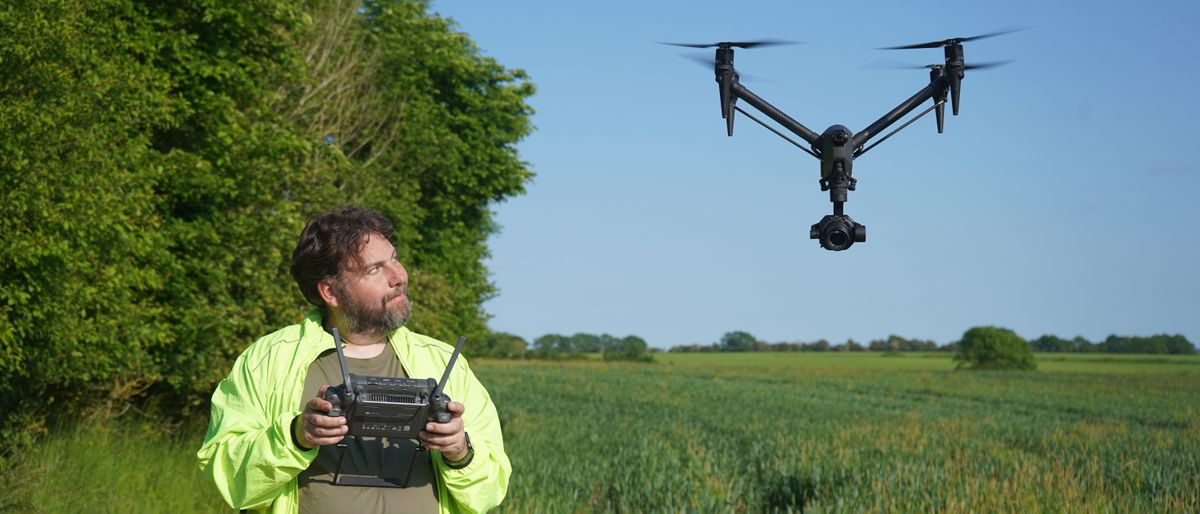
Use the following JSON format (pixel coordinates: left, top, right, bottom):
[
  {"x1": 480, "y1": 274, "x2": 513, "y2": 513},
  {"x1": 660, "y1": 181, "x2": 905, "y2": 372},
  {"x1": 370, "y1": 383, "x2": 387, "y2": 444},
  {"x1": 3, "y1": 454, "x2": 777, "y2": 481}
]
[
  {"x1": 293, "y1": 385, "x2": 349, "y2": 450},
  {"x1": 420, "y1": 401, "x2": 469, "y2": 462}
]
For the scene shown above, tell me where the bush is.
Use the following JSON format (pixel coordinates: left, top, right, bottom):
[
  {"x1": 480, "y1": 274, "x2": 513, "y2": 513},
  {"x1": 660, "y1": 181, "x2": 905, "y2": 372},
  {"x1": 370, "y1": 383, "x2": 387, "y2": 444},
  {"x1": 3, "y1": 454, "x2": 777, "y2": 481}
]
[{"x1": 954, "y1": 326, "x2": 1036, "y2": 371}]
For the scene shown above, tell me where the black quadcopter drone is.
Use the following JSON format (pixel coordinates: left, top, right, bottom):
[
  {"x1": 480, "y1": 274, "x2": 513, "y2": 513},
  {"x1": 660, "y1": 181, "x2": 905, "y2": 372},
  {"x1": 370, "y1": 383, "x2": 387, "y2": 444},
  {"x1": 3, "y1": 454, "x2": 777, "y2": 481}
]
[{"x1": 665, "y1": 30, "x2": 1017, "y2": 251}]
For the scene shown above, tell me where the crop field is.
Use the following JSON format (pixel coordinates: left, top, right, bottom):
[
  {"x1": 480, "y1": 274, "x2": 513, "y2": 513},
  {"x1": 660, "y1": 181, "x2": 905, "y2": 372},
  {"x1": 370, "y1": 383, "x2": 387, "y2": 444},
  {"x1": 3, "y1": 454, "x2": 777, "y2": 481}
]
[
  {"x1": 483, "y1": 352, "x2": 1199, "y2": 513},
  {"x1": 7, "y1": 352, "x2": 1198, "y2": 513}
]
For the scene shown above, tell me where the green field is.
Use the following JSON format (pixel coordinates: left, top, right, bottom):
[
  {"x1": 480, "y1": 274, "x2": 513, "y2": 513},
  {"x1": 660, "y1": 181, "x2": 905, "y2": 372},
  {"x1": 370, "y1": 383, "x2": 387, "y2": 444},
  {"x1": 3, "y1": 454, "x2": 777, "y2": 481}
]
[
  {"x1": 6, "y1": 352, "x2": 1198, "y2": 513},
  {"x1": 657, "y1": 351, "x2": 1200, "y2": 373}
]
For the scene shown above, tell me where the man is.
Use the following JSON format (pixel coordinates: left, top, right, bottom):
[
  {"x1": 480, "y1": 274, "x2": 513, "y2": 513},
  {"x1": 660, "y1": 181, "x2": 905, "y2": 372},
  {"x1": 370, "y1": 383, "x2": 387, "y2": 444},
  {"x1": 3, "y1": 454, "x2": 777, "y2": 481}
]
[{"x1": 198, "y1": 206, "x2": 510, "y2": 513}]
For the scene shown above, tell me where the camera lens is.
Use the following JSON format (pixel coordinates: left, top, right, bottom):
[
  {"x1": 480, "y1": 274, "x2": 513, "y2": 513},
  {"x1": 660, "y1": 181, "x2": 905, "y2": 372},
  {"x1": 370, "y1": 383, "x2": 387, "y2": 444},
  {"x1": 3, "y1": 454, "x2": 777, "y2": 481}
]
[
  {"x1": 821, "y1": 221, "x2": 852, "y2": 251},
  {"x1": 827, "y1": 228, "x2": 849, "y2": 247}
]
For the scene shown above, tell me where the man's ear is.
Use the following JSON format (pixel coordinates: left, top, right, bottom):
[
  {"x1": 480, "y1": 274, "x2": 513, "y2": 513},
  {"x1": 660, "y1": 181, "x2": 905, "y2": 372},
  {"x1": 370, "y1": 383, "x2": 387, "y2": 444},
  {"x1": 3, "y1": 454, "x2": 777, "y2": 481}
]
[{"x1": 317, "y1": 279, "x2": 341, "y2": 309}]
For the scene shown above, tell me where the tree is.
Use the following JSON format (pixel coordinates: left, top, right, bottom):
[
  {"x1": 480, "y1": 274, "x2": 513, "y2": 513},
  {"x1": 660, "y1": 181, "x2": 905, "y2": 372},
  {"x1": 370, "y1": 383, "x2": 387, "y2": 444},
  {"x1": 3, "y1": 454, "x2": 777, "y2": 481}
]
[
  {"x1": 1070, "y1": 336, "x2": 1095, "y2": 352},
  {"x1": 1095, "y1": 334, "x2": 1196, "y2": 354},
  {"x1": 720, "y1": 331, "x2": 757, "y2": 352},
  {"x1": 603, "y1": 335, "x2": 653, "y2": 362},
  {"x1": 483, "y1": 332, "x2": 527, "y2": 359},
  {"x1": 954, "y1": 326, "x2": 1036, "y2": 371},
  {"x1": 569, "y1": 333, "x2": 604, "y2": 353},
  {"x1": 359, "y1": 0, "x2": 535, "y2": 344},
  {"x1": 0, "y1": 0, "x2": 188, "y2": 457},
  {"x1": 1030, "y1": 334, "x2": 1073, "y2": 352}
]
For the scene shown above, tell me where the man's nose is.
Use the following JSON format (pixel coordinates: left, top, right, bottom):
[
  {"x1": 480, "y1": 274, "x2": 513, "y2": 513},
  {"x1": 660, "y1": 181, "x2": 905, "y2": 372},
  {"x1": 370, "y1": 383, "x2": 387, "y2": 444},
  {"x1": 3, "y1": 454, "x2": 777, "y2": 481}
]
[{"x1": 387, "y1": 263, "x2": 407, "y2": 287}]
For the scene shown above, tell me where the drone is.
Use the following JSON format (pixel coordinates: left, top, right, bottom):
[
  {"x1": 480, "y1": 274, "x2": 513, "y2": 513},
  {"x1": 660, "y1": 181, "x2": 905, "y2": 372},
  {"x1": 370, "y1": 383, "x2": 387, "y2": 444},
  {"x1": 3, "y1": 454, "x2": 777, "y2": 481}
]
[{"x1": 665, "y1": 30, "x2": 1017, "y2": 251}]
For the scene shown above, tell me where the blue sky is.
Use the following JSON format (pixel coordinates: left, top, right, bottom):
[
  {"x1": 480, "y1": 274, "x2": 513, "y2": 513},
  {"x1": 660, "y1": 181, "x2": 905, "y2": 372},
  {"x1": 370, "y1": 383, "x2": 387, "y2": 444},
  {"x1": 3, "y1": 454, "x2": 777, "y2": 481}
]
[{"x1": 430, "y1": 0, "x2": 1200, "y2": 349}]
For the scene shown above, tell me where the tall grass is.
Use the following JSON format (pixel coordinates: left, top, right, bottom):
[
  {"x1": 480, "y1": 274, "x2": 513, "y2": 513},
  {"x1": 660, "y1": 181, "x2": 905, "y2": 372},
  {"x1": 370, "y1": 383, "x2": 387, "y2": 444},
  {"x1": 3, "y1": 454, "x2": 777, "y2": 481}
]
[{"x1": 1, "y1": 416, "x2": 228, "y2": 513}]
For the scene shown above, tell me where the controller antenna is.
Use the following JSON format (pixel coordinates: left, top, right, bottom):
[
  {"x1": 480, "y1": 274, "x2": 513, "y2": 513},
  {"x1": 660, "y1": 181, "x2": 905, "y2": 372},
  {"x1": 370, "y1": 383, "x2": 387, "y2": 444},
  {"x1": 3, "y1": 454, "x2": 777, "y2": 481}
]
[
  {"x1": 434, "y1": 336, "x2": 467, "y2": 398},
  {"x1": 331, "y1": 328, "x2": 354, "y2": 399}
]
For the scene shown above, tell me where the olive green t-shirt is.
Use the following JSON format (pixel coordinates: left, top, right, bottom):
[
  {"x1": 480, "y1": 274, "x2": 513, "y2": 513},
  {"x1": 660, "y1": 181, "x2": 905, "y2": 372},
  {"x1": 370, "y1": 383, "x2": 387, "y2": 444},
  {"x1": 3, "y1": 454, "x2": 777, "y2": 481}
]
[{"x1": 297, "y1": 348, "x2": 438, "y2": 514}]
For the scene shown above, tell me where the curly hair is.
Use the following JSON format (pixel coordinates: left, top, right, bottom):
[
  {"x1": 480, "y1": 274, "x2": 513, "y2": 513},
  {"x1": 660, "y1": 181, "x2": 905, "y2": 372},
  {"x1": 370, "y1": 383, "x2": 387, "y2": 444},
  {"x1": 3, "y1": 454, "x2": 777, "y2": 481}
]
[{"x1": 290, "y1": 205, "x2": 395, "y2": 306}]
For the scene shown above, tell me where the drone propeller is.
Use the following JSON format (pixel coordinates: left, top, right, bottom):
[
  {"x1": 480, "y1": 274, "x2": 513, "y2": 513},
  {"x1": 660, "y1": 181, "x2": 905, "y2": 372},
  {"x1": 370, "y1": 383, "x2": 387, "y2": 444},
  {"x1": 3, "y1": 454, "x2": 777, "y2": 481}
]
[
  {"x1": 659, "y1": 38, "x2": 798, "y2": 49},
  {"x1": 885, "y1": 60, "x2": 1014, "y2": 71},
  {"x1": 880, "y1": 30, "x2": 1021, "y2": 117},
  {"x1": 962, "y1": 60, "x2": 1013, "y2": 71},
  {"x1": 680, "y1": 53, "x2": 719, "y2": 68},
  {"x1": 878, "y1": 28, "x2": 1023, "y2": 50},
  {"x1": 662, "y1": 39, "x2": 796, "y2": 136}
]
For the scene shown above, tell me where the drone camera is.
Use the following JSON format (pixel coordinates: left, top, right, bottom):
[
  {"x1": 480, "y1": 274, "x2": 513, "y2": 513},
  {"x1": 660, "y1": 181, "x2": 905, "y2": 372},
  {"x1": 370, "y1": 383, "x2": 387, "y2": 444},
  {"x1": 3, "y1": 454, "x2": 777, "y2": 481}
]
[{"x1": 810, "y1": 214, "x2": 866, "y2": 251}]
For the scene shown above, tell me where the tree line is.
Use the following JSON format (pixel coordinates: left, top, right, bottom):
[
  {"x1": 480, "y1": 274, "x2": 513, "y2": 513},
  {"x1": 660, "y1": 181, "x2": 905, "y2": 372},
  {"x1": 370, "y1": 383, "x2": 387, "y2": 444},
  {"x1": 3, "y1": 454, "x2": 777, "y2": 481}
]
[
  {"x1": 472, "y1": 332, "x2": 655, "y2": 362},
  {"x1": 1028, "y1": 334, "x2": 1195, "y2": 354},
  {"x1": 668, "y1": 330, "x2": 1196, "y2": 355},
  {"x1": 669, "y1": 331, "x2": 943, "y2": 353}
]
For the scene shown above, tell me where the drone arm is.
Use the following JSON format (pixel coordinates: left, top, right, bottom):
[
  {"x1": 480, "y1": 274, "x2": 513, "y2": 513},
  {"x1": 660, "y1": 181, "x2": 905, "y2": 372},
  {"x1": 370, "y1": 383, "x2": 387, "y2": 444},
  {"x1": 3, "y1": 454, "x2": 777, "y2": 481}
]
[
  {"x1": 852, "y1": 77, "x2": 945, "y2": 151},
  {"x1": 731, "y1": 82, "x2": 821, "y2": 147},
  {"x1": 733, "y1": 106, "x2": 820, "y2": 158}
]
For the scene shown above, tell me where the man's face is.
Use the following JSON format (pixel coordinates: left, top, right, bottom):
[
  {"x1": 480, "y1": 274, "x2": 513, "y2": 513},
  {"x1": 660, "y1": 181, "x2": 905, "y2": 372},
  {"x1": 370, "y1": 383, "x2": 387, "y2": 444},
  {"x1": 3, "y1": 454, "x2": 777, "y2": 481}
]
[{"x1": 329, "y1": 233, "x2": 411, "y2": 336}]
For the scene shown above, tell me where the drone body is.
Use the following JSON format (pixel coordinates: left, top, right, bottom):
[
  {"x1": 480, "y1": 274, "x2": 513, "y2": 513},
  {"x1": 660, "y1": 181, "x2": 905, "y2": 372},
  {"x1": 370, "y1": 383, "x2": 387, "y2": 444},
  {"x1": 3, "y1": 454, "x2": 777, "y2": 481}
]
[{"x1": 666, "y1": 31, "x2": 1015, "y2": 250}]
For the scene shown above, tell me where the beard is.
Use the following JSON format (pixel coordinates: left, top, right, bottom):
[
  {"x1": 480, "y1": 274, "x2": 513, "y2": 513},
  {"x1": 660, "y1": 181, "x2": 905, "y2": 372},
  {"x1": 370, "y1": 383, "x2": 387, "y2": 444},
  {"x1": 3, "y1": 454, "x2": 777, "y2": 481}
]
[{"x1": 335, "y1": 283, "x2": 412, "y2": 336}]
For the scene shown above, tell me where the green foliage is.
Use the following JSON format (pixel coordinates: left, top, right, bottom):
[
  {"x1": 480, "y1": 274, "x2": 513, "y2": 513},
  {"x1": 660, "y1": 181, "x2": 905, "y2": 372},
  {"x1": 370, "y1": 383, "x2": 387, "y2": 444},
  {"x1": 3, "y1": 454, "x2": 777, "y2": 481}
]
[
  {"x1": 0, "y1": 0, "x2": 534, "y2": 461},
  {"x1": 1029, "y1": 334, "x2": 1092, "y2": 352},
  {"x1": 1097, "y1": 333, "x2": 1195, "y2": 354},
  {"x1": 719, "y1": 330, "x2": 757, "y2": 352},
  {"x1": 521, "y1": 332, "x2": 654, "y2": 361},
  {"x1": 601, "y1": 335, "x2": 653, "y2": 362},
  {"x1": 868, "y1": 334, "x2": 939, "y2": 352},
  {"x1": 0, "y1": 0, "x2": 183, "y2": 461},
  {"x1": 529, "y1": 333, "x2": 579, "y2": 360},
  {"x1": 480, "y1": 332, "x2": 528, "y2": 359},
  {"x1": 672, "y1": 333, "x2": 939, "y2": 353},
  {"x1": 954, "y1": 326, "x2": 1037, "y2": 371},
  {"x1": 1030, "y1": 333, "x2": 1195, "y2": 354}
]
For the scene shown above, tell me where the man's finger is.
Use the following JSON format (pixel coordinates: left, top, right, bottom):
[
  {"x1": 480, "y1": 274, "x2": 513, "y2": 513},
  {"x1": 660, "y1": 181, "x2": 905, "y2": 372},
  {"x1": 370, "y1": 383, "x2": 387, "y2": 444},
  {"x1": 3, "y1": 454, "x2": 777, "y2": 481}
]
[
  {"x1": 424, "y1": 417, "x2": 463, "y2": 435},
  {"x1": 307, "y1": 424, "x2": 348, "y2": 438},
  {"x1": 419, "y1": 431, "x2": 464, "y2": 452},
  {"x1": 306, "y1": 398, "x2": 334, "y2": 413},
  {"x1": 306, "y1": 434, "x2": 347, "y2": 447},
  {"x1": 308, "y1": 385, "x2": 335, "y2": 412},
  {"x1": 305, "y1": 410, "x2": 346, "y2": 428}
]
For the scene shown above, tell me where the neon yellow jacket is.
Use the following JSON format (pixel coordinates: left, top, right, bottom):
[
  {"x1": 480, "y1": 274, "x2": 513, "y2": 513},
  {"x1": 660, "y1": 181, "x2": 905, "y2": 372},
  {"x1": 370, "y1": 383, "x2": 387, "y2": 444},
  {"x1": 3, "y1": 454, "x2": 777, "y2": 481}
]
[{"x1": 197, "y1": 311, "x2": 510, "y2": 513}]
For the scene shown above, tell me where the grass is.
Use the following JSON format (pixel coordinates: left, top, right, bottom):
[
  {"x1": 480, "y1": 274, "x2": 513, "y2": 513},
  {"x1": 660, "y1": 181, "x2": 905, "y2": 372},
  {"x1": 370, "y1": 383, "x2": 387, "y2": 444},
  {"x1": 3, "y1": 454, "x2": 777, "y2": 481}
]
[
  {"x1": 1, "y1": 416, "x2": 225, "y2": 513},
  {"x1": 657, "y1": 351, "x2": 1200, "y2": 373},
  {"x1": 5, "y1": 352, "x2": 1198, "y2": 513},
  {"x1": 488, "y1": 353, "x2": 1199, "y2": 512}
]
